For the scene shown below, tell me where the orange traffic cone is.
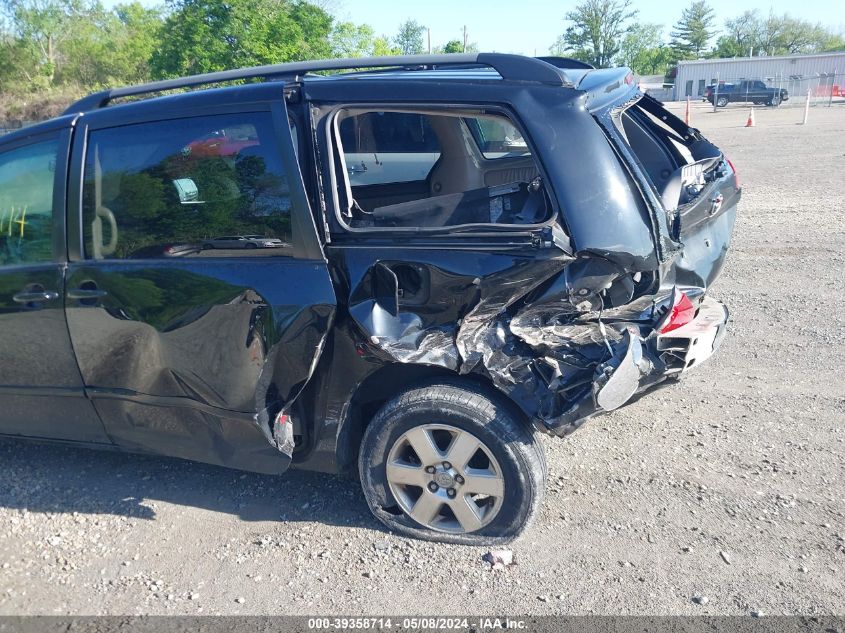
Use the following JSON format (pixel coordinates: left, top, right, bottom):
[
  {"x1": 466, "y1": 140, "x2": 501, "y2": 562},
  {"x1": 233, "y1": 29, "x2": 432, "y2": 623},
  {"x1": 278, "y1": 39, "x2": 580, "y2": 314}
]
[{"x1": 745, "y1": 108, "x2": 755, "y2": 127}]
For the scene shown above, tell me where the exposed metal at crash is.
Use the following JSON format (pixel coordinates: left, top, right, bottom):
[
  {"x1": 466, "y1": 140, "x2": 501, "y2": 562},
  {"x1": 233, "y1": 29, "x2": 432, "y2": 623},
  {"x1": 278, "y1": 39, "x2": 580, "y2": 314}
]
[{"x1": 323, "y1": 81, "x2": 738, "y2": 439}]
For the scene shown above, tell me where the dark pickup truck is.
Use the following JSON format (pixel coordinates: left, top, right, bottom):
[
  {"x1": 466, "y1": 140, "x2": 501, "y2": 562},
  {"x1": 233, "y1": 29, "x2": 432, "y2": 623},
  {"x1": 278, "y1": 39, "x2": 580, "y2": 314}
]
[{"x1": 706, "y1": 80, "x2": 788, "y2": 107}]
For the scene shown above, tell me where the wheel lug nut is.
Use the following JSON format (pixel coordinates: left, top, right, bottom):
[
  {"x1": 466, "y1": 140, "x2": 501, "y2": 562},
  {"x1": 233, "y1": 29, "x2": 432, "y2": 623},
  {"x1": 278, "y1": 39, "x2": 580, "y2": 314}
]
[
  {"x1": 447, "y1": 488, "x2": 456, "y2": 498},
  {"x1": 442, "y1": 461, "x2": 451, "y2": 470},
  {"x1": 428, "y1": 482, "x2": 439, "y2": 492},
  {"x1": 425, "y1": 466, "x2": 436, "y2": 474},
  {"x1": 455, "y1": 475, "x2": 464, "y2": 484}
]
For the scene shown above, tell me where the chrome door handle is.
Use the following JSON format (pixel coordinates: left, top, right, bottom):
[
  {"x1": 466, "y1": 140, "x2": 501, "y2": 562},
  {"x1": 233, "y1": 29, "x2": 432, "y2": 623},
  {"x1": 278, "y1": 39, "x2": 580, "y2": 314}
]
[
  {"x1": 67, "y1": 288, "x2": 108, "y2": 299},
  {"x1": 12, "y1": 290, "x2": 59, "y2": 303}
]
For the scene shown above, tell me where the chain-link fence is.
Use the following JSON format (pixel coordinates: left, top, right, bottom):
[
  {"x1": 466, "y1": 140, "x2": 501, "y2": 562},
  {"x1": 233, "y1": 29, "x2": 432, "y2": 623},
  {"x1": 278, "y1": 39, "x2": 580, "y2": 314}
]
[{"x1": 682, "y1": 73, "x2": 843, "y2": 109}]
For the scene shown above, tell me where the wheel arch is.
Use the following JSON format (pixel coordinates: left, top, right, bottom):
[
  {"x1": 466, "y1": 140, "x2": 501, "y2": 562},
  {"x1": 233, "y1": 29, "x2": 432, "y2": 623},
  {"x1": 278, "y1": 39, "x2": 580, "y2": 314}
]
[{"x1": 333, "y1": 364, "x2": 532, "y2": 475}]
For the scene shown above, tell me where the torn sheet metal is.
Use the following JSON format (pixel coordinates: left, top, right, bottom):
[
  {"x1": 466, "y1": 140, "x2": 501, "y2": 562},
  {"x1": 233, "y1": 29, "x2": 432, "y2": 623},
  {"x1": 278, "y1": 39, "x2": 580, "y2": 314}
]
[{"x1": 340, "y1": 244, "x2": 673, "y2": 436}]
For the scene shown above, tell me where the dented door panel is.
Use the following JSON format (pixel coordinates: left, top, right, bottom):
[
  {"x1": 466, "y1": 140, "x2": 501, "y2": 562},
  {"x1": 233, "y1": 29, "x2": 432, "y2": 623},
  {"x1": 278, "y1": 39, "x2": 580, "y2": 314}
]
[
  {"x1": 63, "y1": 87, "x2": 337, "y2": 474},
  {"x1": 65, "y1": 259, "x2": 335, "y2": 473}
]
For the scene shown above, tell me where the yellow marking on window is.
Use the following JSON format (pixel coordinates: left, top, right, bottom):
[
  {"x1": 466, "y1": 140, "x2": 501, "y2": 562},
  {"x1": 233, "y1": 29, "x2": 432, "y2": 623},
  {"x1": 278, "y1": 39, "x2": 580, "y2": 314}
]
[{"x1": 15, "y1": 205, "x2": 27, "y2": 238}]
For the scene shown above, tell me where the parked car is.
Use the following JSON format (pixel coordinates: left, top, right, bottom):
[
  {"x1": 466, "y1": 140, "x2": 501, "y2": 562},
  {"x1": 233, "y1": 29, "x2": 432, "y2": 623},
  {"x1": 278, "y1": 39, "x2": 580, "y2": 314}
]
[
  {"x1": 129, "y1": 242, "x2": 202, "y2": 258},
  {"x1": 201, "y1": 235, "x2": 287, "y2": 249},
  {"x1": 0, "y1": 53, "x2": 739, "y2": 543},
  {"x1": 705, "y1": 80, "x2": 789, "y2": 107}
]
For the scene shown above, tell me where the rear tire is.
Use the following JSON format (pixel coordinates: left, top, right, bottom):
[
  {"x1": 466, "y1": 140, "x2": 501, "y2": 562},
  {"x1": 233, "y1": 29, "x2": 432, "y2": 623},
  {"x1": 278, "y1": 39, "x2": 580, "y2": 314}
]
[
  {"x1": 716, "y1": 97, "x2": 728, "y2": 107},
  {"x1": 358, "y1": 381, "x2": 545, "y2": 544}
]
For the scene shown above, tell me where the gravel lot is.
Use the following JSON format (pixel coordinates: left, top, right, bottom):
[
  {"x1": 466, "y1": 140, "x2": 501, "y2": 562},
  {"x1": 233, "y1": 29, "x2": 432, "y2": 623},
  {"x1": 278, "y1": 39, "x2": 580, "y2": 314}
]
[{"x1": 1, "y1": 101, "x2": 843, "y2": 616}]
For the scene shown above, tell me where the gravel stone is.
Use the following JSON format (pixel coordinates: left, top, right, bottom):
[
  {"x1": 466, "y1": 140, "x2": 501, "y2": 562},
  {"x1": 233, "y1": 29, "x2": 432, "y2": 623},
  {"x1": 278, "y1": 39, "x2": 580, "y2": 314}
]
[{"x1": 0, "y1": 101, "x2": 842, "y2": 616}]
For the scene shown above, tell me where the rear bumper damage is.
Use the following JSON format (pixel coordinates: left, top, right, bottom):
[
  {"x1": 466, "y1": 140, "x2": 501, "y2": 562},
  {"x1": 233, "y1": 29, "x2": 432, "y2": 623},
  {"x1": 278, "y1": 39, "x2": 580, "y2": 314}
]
[
  {"x1": 340, "y1": 246, "x2": 733, "y2": 446},
  {"x1": 542, "y1": 296, "x2": 729, "y2": 437}
]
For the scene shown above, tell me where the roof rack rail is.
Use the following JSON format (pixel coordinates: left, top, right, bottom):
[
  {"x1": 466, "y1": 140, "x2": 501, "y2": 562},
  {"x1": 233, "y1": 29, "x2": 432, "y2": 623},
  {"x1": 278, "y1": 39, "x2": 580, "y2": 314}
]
[
  {"x1": 64, "y1": 53, "x2": 572, "y2": 114},
  {"x1": 535, "y1": 56, "x2": 595, "y2": 70}
]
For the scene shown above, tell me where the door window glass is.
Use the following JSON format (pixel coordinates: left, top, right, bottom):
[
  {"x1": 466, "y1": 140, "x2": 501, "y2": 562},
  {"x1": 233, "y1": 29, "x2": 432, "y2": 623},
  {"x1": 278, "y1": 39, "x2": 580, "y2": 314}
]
[
  {"x1": 0, "y1": 138, "x2": 58, "y2": 266},
  {"x1": 83, "y1": 112, "x2": 294, "y2": 259}
]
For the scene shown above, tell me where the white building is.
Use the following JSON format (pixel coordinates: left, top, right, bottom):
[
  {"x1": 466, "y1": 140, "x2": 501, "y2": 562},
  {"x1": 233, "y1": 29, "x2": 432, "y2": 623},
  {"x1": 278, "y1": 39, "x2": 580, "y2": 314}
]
[{"x1": 673, "y1": 51, "x2": 845, "y2": 101}]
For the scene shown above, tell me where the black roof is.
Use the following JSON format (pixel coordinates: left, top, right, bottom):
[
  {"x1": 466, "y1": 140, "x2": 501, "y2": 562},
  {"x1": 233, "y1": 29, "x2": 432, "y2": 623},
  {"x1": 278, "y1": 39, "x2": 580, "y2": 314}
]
[{"x1": 64, "y1": 54, "x2": 593, "y2": 114}]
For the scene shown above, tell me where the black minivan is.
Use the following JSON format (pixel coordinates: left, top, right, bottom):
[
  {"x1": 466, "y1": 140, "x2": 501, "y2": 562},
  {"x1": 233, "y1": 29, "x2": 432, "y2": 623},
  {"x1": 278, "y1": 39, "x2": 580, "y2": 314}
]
[{"x1": 0, "y1": 54, "x2": 738, "y2": 543}]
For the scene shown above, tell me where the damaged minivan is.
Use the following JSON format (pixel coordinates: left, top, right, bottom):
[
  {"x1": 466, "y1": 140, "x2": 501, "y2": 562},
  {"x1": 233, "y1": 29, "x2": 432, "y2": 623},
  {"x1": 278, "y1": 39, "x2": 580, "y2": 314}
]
[{"x1": 0, "y1": 54, "x2": 738, "y2": 543}]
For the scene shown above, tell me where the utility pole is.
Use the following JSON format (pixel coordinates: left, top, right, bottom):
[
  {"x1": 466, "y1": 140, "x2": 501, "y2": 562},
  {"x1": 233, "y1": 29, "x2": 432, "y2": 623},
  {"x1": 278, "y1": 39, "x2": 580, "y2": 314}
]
[
  {"x1": 427, "y1": 28, "x2": 431, "y2": 54},
  {"x1": 462, "y1": 25, "x2": 468, "y2": 53},
  {"x1": 712, "y1": 71, "x2": 719, "y2": 113}
]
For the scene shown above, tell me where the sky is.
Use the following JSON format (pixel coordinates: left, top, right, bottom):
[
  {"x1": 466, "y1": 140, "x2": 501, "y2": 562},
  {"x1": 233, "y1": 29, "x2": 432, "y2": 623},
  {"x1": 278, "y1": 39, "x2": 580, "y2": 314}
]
[
  {"x1": 103, "y1": 0, "x2": 845, "y2": 56},
  {"x1": 326, "y1": 0, "x2": 845, "y2": 56}
]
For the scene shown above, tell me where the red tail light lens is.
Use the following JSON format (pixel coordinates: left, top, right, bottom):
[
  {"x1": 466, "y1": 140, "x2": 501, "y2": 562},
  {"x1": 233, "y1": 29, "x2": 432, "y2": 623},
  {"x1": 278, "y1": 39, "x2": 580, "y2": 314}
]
[
  {"x1": 659, "y1": 289, "x2": 695, "y2": 333},
  {"x1": 726, "y1": 157, "x2": 739, "y2": 190}
]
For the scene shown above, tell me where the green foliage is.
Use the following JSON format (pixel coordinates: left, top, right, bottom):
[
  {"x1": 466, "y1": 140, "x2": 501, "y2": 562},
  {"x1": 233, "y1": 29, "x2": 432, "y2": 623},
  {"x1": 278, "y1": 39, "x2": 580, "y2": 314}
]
[
  {"x1": 149, "y1": 0, "x2": 333, "y2": 78},
  {"x1": 551, "y1": 0, "x2": 637, "y2": 68},
  {"x1": 330, "y1": 21, "x2": 375, "y2": 58},
  {"x1": 371, "y1": 35, "x2": 400, "y2": 57},
  {"x1": 0, "y1": 0, "x2": 164, "y2": 89},
  {"x1": 669, "y1": 0, "x2": 716, "y2": 59},
  {"x1": 443, "y1": 39, "x2": 463, "y2": 54},
  {"x1": 617, "y1": 23, "x2": 671, "y2": 74},
  {"x1": 393, "y1": 18, "x2": 425, "y2": 55},
  {"x1": 713, "y1": 9, "x2": 844, "y2": 58}
]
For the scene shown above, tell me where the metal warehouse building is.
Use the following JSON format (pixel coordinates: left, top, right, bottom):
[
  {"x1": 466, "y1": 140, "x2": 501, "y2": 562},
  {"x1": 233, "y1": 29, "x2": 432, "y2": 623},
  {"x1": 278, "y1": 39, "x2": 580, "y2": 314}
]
[{"x1": 673, "y1": 51, "x2": 845, "y2": 101}]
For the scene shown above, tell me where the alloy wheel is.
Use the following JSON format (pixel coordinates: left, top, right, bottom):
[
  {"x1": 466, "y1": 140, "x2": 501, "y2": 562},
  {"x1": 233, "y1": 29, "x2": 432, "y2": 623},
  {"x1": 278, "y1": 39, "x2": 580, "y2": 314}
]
[{"x1": 385, "y1": 424, "x2": 505, "y2": 534}]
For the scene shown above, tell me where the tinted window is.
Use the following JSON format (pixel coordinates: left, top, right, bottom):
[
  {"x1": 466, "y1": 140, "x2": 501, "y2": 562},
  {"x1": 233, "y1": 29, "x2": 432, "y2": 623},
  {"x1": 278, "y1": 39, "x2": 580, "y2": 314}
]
[
  {"x1": 0, "y1": 138, "x2": 58, "y2": 266},
  {"x1": 338, "y1": 112, "x2": 441, "y2": 186},
  {"x1": 83, "y1": 113, "x2": 293, "y2": 259}
]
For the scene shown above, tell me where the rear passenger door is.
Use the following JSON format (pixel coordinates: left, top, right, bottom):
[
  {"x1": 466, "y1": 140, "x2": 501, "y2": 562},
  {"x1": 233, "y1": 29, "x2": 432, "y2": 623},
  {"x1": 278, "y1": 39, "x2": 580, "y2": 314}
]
[
  {"x1": 64, "y1": 100, "x2": 336, "y2": 472},
  {"x1": 0, "y1": 128, "x2": 110, "y2": 442}
]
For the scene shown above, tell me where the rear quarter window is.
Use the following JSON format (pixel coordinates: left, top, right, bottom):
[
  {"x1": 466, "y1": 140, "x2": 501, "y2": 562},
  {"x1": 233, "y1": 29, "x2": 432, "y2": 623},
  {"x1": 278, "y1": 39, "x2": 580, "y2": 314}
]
[{"x1": 332, "y1": 108, "x2": 550, "y2": 231}]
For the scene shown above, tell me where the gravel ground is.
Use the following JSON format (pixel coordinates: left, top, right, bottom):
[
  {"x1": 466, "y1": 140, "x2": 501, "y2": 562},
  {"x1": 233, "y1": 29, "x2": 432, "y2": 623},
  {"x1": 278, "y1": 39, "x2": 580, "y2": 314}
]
[{"x1": 1, "y1": 101, "x2": 843, "y2": 617}]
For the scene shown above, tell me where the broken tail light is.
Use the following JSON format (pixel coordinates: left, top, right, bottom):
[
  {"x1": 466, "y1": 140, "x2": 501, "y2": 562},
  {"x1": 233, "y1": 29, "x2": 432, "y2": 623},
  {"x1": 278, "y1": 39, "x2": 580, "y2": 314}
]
[
  {"x1": 726, "y1": 157, "x2": 739, "y2": 190},
  {"x1": 658, "y1": 289, "x2": 696, "y2": 333}
]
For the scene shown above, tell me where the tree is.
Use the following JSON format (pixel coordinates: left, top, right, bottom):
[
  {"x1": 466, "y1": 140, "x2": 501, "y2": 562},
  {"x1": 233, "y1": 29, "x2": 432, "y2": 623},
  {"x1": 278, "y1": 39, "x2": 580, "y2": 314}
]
[
  {"x1": 443, "y1": 39, "x2": 463, "y2": 54},
  {"x1": 330, "y1": 21, "x2": 375, "y2": 58},
  {"x1": 617, "y1": 23, "x2": 666, "y2": 73},
  {"x1": 393, "y1": 18, "x2": 425, "y2": 55},
  {"x1": 0, "y1": 0, "x2": 162, "y2": 89},
  {"x1": 670, "y1": 0, "x2": 716, "y2": 58},
  {"x1": 150, "y1": 0, "x2": 334, "y2": 78},
  {"x1": 61, "y1": 2, "x2": 163, "y2": 87},
  {"x1": 371, "y1": 34, "x2": 400, "y2": 56},
  {"x1": 551, "y1": 0, "x2": 637, "y2": 68},
  {"x1": 712, "y1": 9, "x2": 845, "y2": 58},
  {"x1": 1, "y1": 0, "x2": 84, "y2": 85},
  {"x1": 719, "y1": 9, "x2": 760, "y2": 56}
]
